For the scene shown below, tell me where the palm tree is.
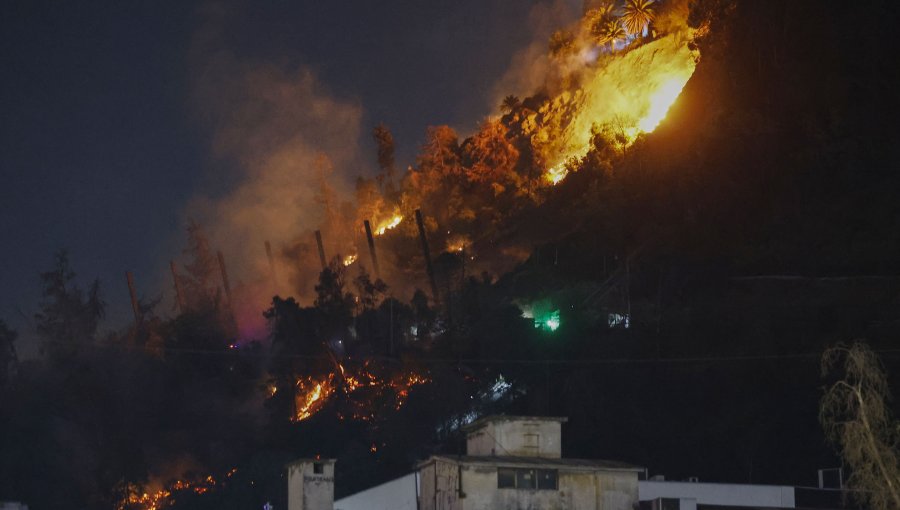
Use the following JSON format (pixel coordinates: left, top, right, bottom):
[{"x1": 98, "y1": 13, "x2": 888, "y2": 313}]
[
  {"x1": 622, "y1": 0, "x2": 655, "y2": 37},
  {"x1": 583, "y1": 2, "x2": 617, "y2": 43},
  {"x1": 548, "y1": 30, "x2": 575, "y2": 59},
  {"x1": 500, "y1": 95, "x2": 521, "y2": 114},
  {"x1": 596, "y1": 19, "x2": 626, "y2": 52}
]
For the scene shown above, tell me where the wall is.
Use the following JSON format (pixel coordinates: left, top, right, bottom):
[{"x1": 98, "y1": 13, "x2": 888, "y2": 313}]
[
  {"x1": 420, "y1": 460, "x2": 639, "y2": 510},
  {"x1": 419, "y1": 459, "x2": 461, "y2": 510},
  {"x1": 639, "y1": 481, "x2": 796, "y2": 508},
  {"x1": 287, "y1": 460, "x2": 335, "y2": 510},
  {"x1": 467, "y1": 418, "x2": 563, "y2": 458},
  {"x1": 334, "y1": 473, "x2": 417, "y2": 510}
]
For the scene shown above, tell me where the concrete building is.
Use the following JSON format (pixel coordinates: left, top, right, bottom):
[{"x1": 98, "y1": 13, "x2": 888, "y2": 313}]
[
  {"x1": 287, "y1": 458, "x2": 336, "y2": 510},
  {"x1": 417, "y1": 415, "x2": 643, "y2": 510}
]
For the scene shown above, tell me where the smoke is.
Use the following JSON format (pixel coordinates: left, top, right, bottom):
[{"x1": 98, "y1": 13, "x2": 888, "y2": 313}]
[
  {"x1": 489, "y1": 0, "x2": 580, "y2": 110},
  {"x1": 182, "y1": 3, "x2": 366, "y2": 339}
]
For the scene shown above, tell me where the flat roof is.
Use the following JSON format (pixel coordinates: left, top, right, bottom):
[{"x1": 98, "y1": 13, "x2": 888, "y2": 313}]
[
  {"x1": 462, "y1": 415, "x2": 568, "y2": 432},
  {"x1": 285, "y1": 458, "x2": 337, "y2": 468},
  {"x1": 420, "y1": 455, "x2": 643, "y2": 472}
]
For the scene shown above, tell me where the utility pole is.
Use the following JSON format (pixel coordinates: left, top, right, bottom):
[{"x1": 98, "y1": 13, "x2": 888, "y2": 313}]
[
  {"x1": 315, "y1": 230, "x2": 327, "y2": 270},
  {"x1": 363, "y1": 220, "x2": 381, "y2": 278},
  {"x1": 170, "y1": 260, "x2": 185, "y2": 312},
  {"x1": 414, "y1": 209, "x2": 440, "y2": 305},
  {"x1": 125, "y1": 271, "x2": 142, "y2": 330},
  {"x1": 217, "y1": 250, "x2": 233, "y2": 307},
  {"x1": 265, "y1": 240, "x2": 279, "y2": 291}
]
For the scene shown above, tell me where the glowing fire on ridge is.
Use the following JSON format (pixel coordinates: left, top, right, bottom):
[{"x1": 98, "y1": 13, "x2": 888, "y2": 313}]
[
  {"x1": 636, "y1": 77, "x2": 689, "y2": 133},
  {"x1": 117, "y1": 468, "x2": 237, "y2": 510},
  {"x1": 542, "y1": 33, "x2": 698, "y2": 185},
  {"x1": 342, "y1": 254, "x2": 358, "y2": 266},
  {"x1": 286, "y1": 361, "x2": 429, "y2": 422}
]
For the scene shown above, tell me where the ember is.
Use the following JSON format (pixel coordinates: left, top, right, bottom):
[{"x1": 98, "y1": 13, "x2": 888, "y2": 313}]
[
  {"x1": 287, "y1": 361, "x2": 429, "y2": 422},
  {"x1": 117, "y1": 468, "x2": 236, "y2": 510}
]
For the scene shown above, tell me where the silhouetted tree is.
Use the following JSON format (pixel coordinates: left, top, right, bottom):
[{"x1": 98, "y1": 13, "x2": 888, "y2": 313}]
[
  {"x1": 462, "y1": 119, "x2": 520, "y2": 187},
  {"x1": 34, "y1": 250, "x2": 104, "y2": 361},
  {"x1": 373, "y1": 123, "x2": 396, "y2": 193},
  {"x1": 821, "y1": 342, "x2": 900, "y2": 509},
  {"x1": 500, "y1": 95, "x2": 521, "y2": 115},
  {"x1": 181, "y1": 220, "x2": 219, "y2": 310},
  {"x1": 548, "y1": 30, "x2": 576, "y2": 59}
]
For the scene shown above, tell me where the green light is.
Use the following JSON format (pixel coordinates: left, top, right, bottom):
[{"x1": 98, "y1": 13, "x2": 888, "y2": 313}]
[
  {"x1": 545, "y1": 316, "x2": 560, "y2": 331},
  {"x1": 534, "y1": 309, "x2": 560, "y2": 332}
]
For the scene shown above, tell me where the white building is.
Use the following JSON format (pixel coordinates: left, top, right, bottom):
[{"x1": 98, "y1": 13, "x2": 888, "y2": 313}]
[
  {"x1": 334, "y1": 472, "x2": 418, "y2": 510},
  {"x1": 417, "y1": 415, "x2": 643, "y2": 510},
  {"x1": 638, "y1": 478, "x2": 847, "y2": 510}
]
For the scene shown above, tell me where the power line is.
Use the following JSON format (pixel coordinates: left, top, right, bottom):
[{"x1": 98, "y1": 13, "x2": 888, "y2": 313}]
[{"x1": 73, "y1": 342, "x2": 900, "y2": 366}]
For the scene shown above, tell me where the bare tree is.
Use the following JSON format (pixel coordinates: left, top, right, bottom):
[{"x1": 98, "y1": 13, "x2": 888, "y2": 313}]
[{"x1": 820, "y1": 341, "x2": 900, "y2": 510}]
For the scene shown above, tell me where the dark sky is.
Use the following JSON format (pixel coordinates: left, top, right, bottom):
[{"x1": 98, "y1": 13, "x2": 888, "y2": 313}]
[{"x1": 0, "y1": 0, "x2": 576, "y2": 356}]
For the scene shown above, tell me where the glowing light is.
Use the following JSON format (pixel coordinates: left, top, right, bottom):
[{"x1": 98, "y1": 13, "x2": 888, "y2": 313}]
[
  {"x1": 636, "y1": 77, "x2": 689, "y2": 133},
  {"x1": 541, "y1": 33, "x2": 697, "y2": 185},
  {"x1": 343, "y1": 254, "x2": 358, "y2": 266},
  {"x1": 544, "y1": 312, "x2": 561, "y2": 332},
  {"x1": 290, "y1": 362, "x2": 429, "y2": 422},
  {"x1": 545, "y1": 164, "x2": 569, "y2": 185},
  {"x1": 374, "y1": 214, "x2": 403, "y2": 235},
  {"x1": 117, "y1": 468, "x2": 235, "y2": 510}
]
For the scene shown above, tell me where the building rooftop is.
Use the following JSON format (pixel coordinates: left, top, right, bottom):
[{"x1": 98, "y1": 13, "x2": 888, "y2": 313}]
[
  {"x1": 462, "y1": 415, "x2": 568, "y2": 432},
  {"x1": 421, "y1": 455, "x2": 643, "y2": 472}
]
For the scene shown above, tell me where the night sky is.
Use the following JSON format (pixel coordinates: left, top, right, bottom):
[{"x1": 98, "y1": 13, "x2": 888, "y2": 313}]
[{"x1": 0, "y1": 0, "x2": 577, "y2": 356}]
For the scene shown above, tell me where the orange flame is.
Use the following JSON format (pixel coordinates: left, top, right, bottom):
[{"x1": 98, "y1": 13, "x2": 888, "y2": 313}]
[
  {"x1": 117, "y1": 468, "x2": 236, "y2": 510},
  {"x1": 288, "y1": 362, "x2": 429, "y2": 422},
  {"x1": 374, "y1": 214, "x2": 403, "y2": 235},
  {"x1": 543, "y1": 33, "x2": 698, "y2": 185}
]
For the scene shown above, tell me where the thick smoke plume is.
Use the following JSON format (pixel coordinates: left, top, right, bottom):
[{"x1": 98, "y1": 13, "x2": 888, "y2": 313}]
[{"x1": 180, "y1": 4, "x2": 366, "y2": 339}]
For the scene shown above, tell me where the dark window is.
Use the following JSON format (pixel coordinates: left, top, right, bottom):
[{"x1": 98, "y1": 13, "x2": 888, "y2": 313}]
[
  {"x1": 537, "y1": 469, "x2": 558, "y2": 490},
  {"x1": 313, "y1": 462, "x2": 324, "y2": 474},
  {"x1": 498, "y1": 467, "x2": 558, "y2": 490},
  {"x1": 516, "y1": 469, "x2": 536, "y2": 489},
  {"x1": 498, "y1": 468, "x2": 516, "y2": 488}
]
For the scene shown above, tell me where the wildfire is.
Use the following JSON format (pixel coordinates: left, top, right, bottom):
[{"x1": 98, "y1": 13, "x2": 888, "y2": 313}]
[
  {"x1": 342, "y1": 254, "x2": 358, "y2": 266},
  {"x1": 117, "y1": 468, "x2": 236, "y2": 510},
  {"x1": 545, "y1": 164, "x2": 570, "y2": 185},
  {"x1": 287, "y1": 361, "x2": 429, "y2": 422},
  {"x1": 636, "y1": 77, "x2": 689, "y2": 133},
  {"x1": 294, "y1": 376, "x2": 335, "y2": 421},
  {"x1": 542, "y1": 33, "x2": 698, "y2": 185},
  {"x1": 374, "y1": 214, "x2": 403, "y2": 235}
]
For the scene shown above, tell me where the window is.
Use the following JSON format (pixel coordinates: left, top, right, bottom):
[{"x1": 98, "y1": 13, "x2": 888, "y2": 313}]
[
  {"x1": 313, "y1": 462, "x2": 324, "y2": 474},
  {"x1": 537, "y1": 469, "x2": 558, "y2": 490},
  {"x1": 498, "y1": 468, "x2": 516, "y2": 488},
  {"x1": 497, "y1": 468, "x2": 558, "y2": 490},
  {"x1": 516, "y1": 469, "x2": 536, "y2": 489}
]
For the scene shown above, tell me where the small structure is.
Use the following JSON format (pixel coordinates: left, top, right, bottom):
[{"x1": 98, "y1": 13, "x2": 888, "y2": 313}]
[
  {"x1": 417, "y1": 415, "x2": 643, "y2": 510},
  {"x1": 287, "y1": 458, "x2": 336, "y2": 510}
]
